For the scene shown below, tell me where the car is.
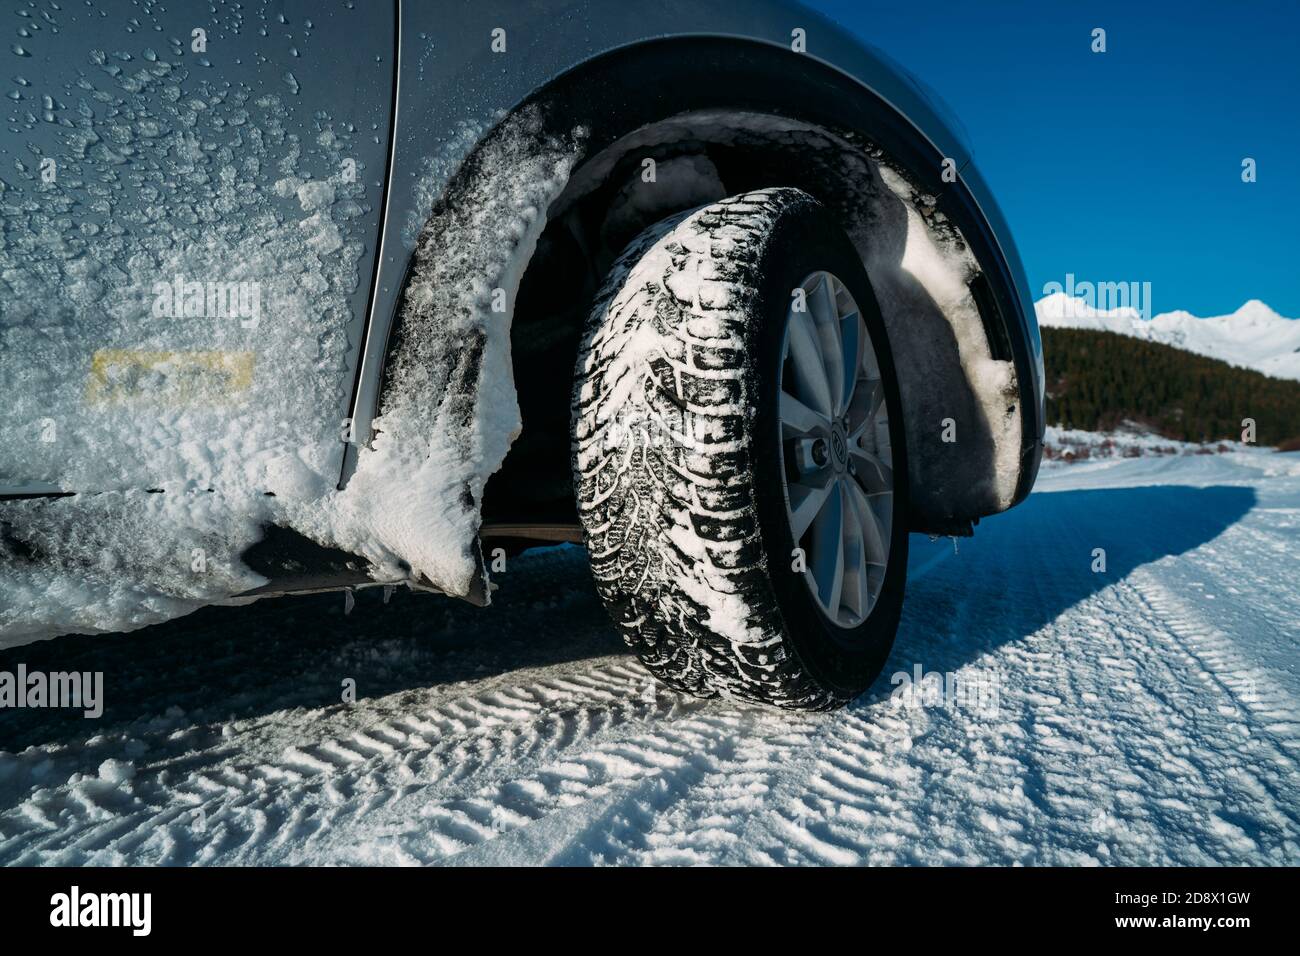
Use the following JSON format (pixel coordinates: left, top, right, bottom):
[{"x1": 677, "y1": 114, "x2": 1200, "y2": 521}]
[{"x1": 0, "y1": 0, "x2": 1043, "y2": 710}]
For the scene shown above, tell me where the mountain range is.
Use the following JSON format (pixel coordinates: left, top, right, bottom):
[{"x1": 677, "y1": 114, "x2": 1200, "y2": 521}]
[{"x1": 1035, "y1": 294, "x2": 1300, "y2": 382}]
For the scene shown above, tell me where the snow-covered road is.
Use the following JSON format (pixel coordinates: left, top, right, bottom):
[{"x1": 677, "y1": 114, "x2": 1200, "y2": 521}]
[{"x1": 2, "y1": 451, "x2": 1297, "y2": 865}]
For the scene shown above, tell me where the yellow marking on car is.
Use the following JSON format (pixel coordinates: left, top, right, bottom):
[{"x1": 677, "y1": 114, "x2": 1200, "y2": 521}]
[{"x1": 86, "y1": 350, "x2": 256, "y2": 405}]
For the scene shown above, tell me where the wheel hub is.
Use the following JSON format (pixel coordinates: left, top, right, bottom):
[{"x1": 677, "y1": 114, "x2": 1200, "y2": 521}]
[
  {"x1": 829, "y1": 425, "x2": 848, "y2": 471},
  {"x1": 777, "y1": 270, "x2": 894, "y2": 629}
]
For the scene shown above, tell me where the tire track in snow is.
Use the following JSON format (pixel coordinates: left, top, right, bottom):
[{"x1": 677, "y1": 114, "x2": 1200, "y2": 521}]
[{"x1": 0, "y1": 658, "x2": 690, "y2": 864}]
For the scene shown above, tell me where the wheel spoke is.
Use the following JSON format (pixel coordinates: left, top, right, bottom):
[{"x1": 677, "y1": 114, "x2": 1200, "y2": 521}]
[
  {"x1": 780, "y1": 268, "x2": 892, "y2": 630},
  {"x1": 809, "y1": 482, "x2": 844, "y2": 613},
  {"x1": 780, "y1": 389, "x2": 830, "y2": 438},
  {"x1": 850, "y1": 446, "x2": 892, "y2": 494},
  {"x1": 848, "y1": 378, "x2": 885, "y2": 442},
  {"x1": 841, "y1": 479, "x2": 872, "y2": 618},
  {"x1": 787, "y1": 309, "x2": 834, "y2": 417},
  {"x1": 845, "y1": 478, "x2": 889, "y2": 567},
  {"x1": 789, "y1": 481, "x2": 831, "y2": 541},
  {"x1": 811, "y1": 274, "x2": 845, "y2": 417},
  {"x1": 837, "y1": 311, "x2": 861, "y2": 416}
]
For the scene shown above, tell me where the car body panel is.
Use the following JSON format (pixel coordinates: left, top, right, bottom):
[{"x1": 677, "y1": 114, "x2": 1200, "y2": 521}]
[{"x1": 1, "y1": 0, "x2": 394, "y2": 496}]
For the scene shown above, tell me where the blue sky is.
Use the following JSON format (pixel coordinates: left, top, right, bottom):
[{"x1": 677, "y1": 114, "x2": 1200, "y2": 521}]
[{"x1": 807, "y1": 0, "x2": 1299, "y2": 317}]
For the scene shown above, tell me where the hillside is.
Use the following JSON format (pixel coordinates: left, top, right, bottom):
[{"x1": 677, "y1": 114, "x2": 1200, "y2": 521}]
[
  {"x1": 1036, "y1": 294, "x2": 1300, "y2": 381},
  {"x1": 1042, "y1": 327, "x2": 1300, "y2": 447}
]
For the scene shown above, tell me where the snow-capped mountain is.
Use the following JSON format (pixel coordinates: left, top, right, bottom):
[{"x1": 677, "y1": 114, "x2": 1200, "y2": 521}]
[{"x1": 1036, "y1": 293, "x2": 1300, "y2": 382}]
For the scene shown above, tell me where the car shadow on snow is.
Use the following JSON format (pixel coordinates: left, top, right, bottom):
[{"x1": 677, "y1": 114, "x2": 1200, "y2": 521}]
[
  {"x1": 862, "y1": 482, "x2": 1257, "y2": 706},
  {"x1": 0, "y1": 544, "x2": 625, "y2": 753},
  {"x1": 0, "y1": 485, "x2": 1255, "y2": 752}
]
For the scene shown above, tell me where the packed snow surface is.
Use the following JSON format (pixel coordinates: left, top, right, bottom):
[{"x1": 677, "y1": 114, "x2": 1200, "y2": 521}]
[
  {"x1": 1, "y1": 443, "x2": 1296, "y2": 865},
  {"x1": 1036, "y1": 294, "x2": 1300, "y2": 381}
]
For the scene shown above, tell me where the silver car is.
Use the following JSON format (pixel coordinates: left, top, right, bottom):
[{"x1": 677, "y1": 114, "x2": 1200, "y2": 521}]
[{"x1": 1, "y1": 0, "x2": 1043, "y2": 710}]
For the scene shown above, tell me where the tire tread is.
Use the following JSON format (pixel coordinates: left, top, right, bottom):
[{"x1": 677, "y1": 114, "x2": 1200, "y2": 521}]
[{"x1": 571, "y1": 189, "x2": 845, "y2": 710}]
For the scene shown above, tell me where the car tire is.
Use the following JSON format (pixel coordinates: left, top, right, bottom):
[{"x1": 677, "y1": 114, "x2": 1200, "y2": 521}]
[{"x1": 571, "y1": 188, "x2": 909, "y2": 710}]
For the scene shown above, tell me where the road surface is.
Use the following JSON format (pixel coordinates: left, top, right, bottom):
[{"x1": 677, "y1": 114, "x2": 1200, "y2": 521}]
[{"x1": 1, "y1": 450, "x2": 1297, "y2": 865}]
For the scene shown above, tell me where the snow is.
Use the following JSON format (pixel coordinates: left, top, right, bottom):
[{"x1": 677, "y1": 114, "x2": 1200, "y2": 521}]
[
  {"x1": 2, "y1": 71, "x2": 586, "y2": 639},
  {"x1": 874, "y1": 164, "x2": 1020, "y2": 508},
  {"x1": 1041, "y1": 425, "x2": 1284, "y2": 466},
  {"x1": 294, "y1": 108, "x2": 587, "y2": 597},
  {"x1": 1037, "y1": 293, "x2": 1300, "y2": 381},
  {"x1": 1, "y1": 40, "x2": 379, "y2": 640},
  {"x1": 1, "y1": 491, "x2": 266, "y2": 644},
  {"x1": 2, "y1": 444, "x2": 1295, "y2": 865}
]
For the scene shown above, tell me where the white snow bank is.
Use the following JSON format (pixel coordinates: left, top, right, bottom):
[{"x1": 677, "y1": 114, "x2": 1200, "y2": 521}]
[{"x1": 1038, "y1": 426, "x2": 1300, "y2": 486}]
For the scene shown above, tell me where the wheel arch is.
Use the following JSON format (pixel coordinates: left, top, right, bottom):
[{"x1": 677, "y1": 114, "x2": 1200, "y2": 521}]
[{"x1": 369, "y1": 36, "x2": 1043, "y2": 545}]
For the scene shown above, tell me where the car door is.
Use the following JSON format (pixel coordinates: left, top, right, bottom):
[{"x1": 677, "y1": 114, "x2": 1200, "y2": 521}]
[{"x1": 1, "y1": 0, "x2": 395, "y2": 499}]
